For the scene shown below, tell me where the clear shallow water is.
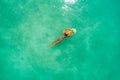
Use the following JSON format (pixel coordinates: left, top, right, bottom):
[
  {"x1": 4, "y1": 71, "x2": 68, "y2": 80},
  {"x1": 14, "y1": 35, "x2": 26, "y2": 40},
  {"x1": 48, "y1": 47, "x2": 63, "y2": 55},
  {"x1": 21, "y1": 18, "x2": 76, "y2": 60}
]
[{"x1": 0, "y1": 0, "x2": 120, "y2": 80}]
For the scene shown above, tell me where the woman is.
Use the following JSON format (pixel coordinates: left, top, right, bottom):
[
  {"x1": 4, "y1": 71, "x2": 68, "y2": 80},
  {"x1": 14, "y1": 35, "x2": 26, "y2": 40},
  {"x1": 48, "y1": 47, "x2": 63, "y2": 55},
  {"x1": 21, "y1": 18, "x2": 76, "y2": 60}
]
[{"x1": 49, "y1": 28, "x2": 76, "y2": 47}]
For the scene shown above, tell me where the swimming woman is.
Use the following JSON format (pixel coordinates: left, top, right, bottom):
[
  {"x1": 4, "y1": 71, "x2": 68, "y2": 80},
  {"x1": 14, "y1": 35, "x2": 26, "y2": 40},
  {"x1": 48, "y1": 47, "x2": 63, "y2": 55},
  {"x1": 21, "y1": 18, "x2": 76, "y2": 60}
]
[{"x1": 49, "y1": 28, "x2": 76, "y2": 47}]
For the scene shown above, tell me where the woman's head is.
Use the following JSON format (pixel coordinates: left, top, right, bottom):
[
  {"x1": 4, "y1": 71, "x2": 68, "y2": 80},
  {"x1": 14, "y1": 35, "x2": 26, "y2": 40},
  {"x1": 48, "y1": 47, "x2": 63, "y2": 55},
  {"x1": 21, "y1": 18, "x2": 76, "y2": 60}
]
[{"x1": 63, "y1": 29, "x2": 73, "y2": 37}]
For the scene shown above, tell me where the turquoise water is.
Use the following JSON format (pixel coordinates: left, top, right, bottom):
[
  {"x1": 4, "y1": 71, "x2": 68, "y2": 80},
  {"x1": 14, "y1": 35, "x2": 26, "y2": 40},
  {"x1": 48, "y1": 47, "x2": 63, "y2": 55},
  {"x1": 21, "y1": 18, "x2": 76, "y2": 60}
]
[{"x1": 0, "y1": 0, "x2": 120, "y2": 80}]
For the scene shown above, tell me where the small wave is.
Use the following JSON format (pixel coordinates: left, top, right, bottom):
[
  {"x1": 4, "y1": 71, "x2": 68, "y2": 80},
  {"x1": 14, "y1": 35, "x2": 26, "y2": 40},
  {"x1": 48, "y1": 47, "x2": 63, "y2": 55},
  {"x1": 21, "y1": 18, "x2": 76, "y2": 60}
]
[{"x1": 64, "y1": 0, "x2": 77, "y2": 4}]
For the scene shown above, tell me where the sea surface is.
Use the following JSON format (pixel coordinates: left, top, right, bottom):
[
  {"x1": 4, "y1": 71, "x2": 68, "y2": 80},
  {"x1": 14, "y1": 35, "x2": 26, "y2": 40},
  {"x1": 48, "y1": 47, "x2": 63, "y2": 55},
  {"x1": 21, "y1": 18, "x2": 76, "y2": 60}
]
[{"x1": 0, "y1": 0, "x2": 120, "y2": 80}]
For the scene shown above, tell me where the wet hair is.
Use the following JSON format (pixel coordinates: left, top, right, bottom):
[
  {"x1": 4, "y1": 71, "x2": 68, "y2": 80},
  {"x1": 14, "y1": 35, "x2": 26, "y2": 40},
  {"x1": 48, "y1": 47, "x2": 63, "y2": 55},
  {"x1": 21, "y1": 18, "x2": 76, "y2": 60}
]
[{"x1": 64, "y1": 33, "x2": 68, "y2": 36}]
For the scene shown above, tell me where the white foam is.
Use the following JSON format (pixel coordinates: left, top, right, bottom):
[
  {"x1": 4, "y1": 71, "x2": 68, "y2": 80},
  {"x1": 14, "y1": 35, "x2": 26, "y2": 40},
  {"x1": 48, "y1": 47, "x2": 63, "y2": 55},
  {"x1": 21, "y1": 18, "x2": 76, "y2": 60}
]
[
  {"x1": 71, "y1": 28, "x2": 77, "y2": 34},
  {"x1": 64, "y1": 0, "x2": 77, "y2": 4}
]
